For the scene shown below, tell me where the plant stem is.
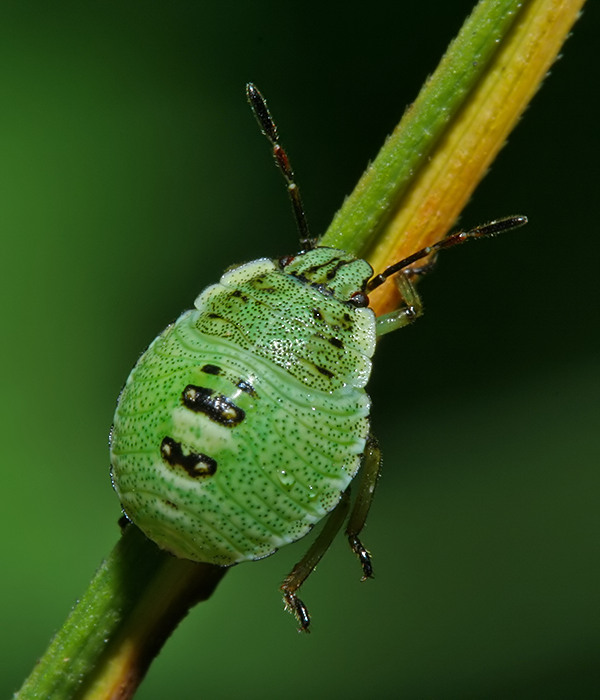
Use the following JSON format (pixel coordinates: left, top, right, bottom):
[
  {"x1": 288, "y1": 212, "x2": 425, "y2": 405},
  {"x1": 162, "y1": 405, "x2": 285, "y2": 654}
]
[
  {"x1": 322, "y1": 0, "x2": 525, "y2": 255},
  {"x1": 321, "y1": 0, "x2": 586, "y2": 315},
  {"x1": 16, "y1": 525, "x2": 226, "y2": 699}
]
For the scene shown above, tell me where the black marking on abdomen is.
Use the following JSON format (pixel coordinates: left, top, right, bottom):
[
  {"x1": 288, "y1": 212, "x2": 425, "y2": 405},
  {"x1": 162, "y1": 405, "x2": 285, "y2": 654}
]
[
  {"x1": 236, "y1": 379, "x2": 257, "y2": 397},
  {"x1": 329, "y1": 336, "x2": 344, "y2": 349},
  {"x1": 201, "y1": 364, "x2": 222, "y2": 375},
  {"x1": 160, "y1": 437, "x2": 217, "y2": 477},
  {"x1": 182, "y1": 384, "x2": 245, "y2": 427},
  {"x1": 315, "y1": 365, "x2": 335, "y2": 378}
]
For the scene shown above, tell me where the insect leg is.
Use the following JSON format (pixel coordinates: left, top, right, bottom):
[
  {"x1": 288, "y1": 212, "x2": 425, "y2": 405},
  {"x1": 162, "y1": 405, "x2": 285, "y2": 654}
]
[
  {"x1": 345, "y1": 435, "x2": 382, "y2": 580},
  {"x1": 280, "y1": 490, "x2": 351, "y2": 632},
  {"x1": 375, "y1": 272, "x2": 424, "y2": 336}
]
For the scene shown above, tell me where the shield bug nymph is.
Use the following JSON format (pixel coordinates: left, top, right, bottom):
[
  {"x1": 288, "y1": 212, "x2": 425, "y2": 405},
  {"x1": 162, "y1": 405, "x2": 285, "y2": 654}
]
[{"x1": 110, "y1": 83, "x2": 526, "y2": 630}]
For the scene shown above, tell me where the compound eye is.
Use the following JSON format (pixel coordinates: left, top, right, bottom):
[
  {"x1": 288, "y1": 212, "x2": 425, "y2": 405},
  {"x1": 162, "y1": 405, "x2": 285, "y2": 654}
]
[
  {"x1": 279, "y1": 255, "x2": 296, "y2": 268},
  {"x1": 348, "y1": 290, "x2": 369, "y2": 308}
]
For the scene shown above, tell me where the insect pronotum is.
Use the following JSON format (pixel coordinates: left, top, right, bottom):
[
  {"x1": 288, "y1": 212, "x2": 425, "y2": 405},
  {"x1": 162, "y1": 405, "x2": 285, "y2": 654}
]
[{"x1": 110, "y1": 83, "x2": 527, "y2": 631}]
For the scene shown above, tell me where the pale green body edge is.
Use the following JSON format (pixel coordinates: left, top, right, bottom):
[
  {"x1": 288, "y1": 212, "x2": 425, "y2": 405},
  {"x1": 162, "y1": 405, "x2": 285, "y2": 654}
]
[{"x1": 111, "y1": 252, "x2": 377, "y2": 566}]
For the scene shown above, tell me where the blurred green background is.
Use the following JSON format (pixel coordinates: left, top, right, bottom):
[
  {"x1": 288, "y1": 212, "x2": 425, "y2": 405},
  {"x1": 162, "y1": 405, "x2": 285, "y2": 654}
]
[{"x1": 2, "y1": 1, "x2": 598, "y2": 698}]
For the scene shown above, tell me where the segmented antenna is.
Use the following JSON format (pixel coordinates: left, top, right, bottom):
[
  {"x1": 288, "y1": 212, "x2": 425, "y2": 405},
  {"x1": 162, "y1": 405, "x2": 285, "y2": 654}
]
[
  {"x1": 246, "y1": 83, "x2": 312, "y2": 249},
  {"x1": 366, "y1": 216, "x2": 528, "y2": 292}
]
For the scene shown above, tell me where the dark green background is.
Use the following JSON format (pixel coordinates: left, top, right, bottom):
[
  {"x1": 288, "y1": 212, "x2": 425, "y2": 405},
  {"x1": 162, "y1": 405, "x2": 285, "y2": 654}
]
[{"x1": 2, "y1": 2, "x2": 598, "y2": 698}]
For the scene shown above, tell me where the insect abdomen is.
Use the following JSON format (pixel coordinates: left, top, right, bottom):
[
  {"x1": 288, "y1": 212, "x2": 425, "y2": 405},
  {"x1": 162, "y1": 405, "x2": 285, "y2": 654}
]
[{"x1": 111, "y1": 300, "x2": 372, "y2": 566}]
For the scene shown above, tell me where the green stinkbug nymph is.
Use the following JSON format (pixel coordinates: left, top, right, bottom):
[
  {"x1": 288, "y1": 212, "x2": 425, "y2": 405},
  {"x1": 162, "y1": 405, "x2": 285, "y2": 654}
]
[{"x1": 110, "y1": 84, "x2": 526, "y2": 631}]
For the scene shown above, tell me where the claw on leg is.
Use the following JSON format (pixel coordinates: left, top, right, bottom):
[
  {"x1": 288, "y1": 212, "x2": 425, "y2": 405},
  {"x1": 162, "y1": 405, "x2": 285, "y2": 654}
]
[
  {"x1": 279, "y1": 491, "x2": 351, "y2": 631},
  {"x1": 282, "y1": 589, "x2": 311, "y2": 632},
  {"x1": 278, "y1": 436, "x2": 382, "y2": 629},
  {"x1": 345, "y1": 435, "x2": 382, "y2": 580},
  {"x1": 348, "y1": 534, "x2": 374, "y2": 581}
]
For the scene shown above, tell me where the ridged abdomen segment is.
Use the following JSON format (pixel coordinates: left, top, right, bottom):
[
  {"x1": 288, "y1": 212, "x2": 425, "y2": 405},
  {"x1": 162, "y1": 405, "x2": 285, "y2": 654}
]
[{"x1": 110, "y1": 309, "x2": 371, "y2": 566}]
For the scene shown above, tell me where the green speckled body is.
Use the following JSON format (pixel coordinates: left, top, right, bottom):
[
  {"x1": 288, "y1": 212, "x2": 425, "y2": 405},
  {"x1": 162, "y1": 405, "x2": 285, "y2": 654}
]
[{"x1": 110, "y1": 248, "x2": 376, "y2": 566}]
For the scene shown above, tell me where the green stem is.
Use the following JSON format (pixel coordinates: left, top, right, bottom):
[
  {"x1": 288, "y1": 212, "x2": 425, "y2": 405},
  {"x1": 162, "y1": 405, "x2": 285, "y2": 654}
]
[
  {"x1": 320, "y1": 0, "x2": 524, "y2": 255},
  {"x1": 15, "y1": 525, "x2": 226, "y2": 699}
]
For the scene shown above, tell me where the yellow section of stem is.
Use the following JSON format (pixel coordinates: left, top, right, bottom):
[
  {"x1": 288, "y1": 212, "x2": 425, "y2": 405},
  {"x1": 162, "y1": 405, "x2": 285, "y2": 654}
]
[
  {"x1": 83, "y1": 639, "x2": 139, "y2": 700},
  {"x1": 368, "y1": 0, "x2": 585, "y2": 316},
  {"x1": 82, "y1": 557, "x2": 225, "y2": 700}
]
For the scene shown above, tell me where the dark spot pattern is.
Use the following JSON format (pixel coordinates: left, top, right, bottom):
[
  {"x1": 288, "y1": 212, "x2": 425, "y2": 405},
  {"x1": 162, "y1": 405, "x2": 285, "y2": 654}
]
[
  {"x1": 303, "y1": 257, "x2": 352, "y2": 279},
  {"x1": 325, "y1": 259, "x2": 352, "y2": 281},
  {"x1": 201, "y1": 364, "x2": 222, "y2": 375},
  {"x1": 236, "y1": 379, "x2": 257, "y2": 397},
  {"x1": 181, "y1": 384, "x2": 245, "y2": 427},
  {"x1": 160, "y1": 436, "x2": 217, "y2": 477},
  {"x1": 315, "y1": 365, "x2": 335, "y2": 378}
]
